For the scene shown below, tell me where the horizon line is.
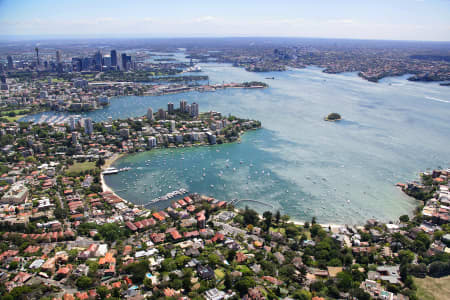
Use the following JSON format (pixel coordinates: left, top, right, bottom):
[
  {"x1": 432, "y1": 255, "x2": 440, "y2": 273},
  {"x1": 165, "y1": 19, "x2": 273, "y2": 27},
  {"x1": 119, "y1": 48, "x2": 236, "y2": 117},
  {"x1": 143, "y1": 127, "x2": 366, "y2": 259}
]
[{"x1": 0, "y1": 35, "x2": 450, "y2": 44}]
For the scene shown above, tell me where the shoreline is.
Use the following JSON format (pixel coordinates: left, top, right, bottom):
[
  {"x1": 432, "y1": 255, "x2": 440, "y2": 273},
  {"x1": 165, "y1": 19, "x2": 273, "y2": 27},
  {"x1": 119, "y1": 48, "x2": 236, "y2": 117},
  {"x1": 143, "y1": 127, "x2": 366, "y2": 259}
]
[{"x1": 100, "y1": 153, "x2": 129, "y2": 204}]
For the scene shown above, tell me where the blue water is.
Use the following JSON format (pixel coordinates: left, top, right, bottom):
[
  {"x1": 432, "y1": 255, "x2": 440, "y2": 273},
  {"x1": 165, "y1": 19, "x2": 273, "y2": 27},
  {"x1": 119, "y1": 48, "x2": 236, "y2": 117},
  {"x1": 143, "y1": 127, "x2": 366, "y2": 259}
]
[{"x1": 23, "y1": 64, "x2": 450, "y2": 224}]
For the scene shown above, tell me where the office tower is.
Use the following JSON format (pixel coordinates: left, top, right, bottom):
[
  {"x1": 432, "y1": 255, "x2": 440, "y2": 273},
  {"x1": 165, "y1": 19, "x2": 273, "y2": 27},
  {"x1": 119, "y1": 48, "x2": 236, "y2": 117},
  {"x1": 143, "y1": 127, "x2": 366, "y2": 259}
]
[
  {"x1": 84, "y1": 118, "x2": 93, "y2": 135},
  {"x1": 168, "y1": 102, "x2": 174, "y2": 115},
  {"x1": 82, "y1": 57, "x2": 91, "y2": 71},
  {"x1": 56, "y1": 50, "x2": 61, "y2": 64},
  {"x1": 158, "y1": 108, "x2": 166, "y2": 120},
  {"x1": 147, "y1": 107, "x2": 154, "y2": 121},
  {"x1": 110, "y1": 50, "x2": 117, "y2": 67},
  {"x1": 103, "y1": 55, "x2": 111, "y2": 68},
  {"x1": 180, "y1": 100, "x2": 187, "y2": 113},
  {"x1": 7, "y1": 56, "x2": 13, "y2": 70},
  {"x1": 35, "y1": 47, "x2": 40, "y2": 67},
  {"x1": 94, "y1": 51, "x2": 102, "y2": 71},
  {"x1": 121, "y1": 53, "x2": 131, "y2": 71},
  {"x1": 121, "y1": 53, "x2": 127, "y2": 70},
  {"x1": 71, "y1": 58, "x2": 82, "y2": 71},
  {"x1": 190, "y1": 102, "x2": 199, "y2": 117}
]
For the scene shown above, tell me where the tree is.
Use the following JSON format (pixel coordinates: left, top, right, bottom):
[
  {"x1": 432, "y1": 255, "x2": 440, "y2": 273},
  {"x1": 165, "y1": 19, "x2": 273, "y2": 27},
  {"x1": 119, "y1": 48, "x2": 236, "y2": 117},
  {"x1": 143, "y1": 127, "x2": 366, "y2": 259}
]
[
  {"x1": 224, "y1": 272, "x2": 232, "y2": 290},
  {"x1": 399, "y1": 250, "x2": 414, "y2": 265},
  {"x1": 414, "y1": 232, "x2": 431, "y2": 252},
  {"x1": 235, "y1": 277, "x2": 256, "y2": 296},
  {"x1": 428, "y1": 261, "x2": 450, "y2": 277},
  {"x1": 76, "y1": 276, "x2": 93, "y2": 289},
  {"x1": 54, "y1": 206, "x2": 67, "y2": 220},
  {"x1": 208, "y1": 253, "x2": 221, "y2": 266},
  {"x1": 9, "y1": 261, "x2": 18, "y2": 270},
  {"x1": 285, "y1": 224, "x2": 299, "y2": 238},
  {"x1": 143, "y1": 277, "x2": 153, "y2": 290},
  {"x1": 263, "y1": 211, "x2": 272, "y2": 231},
  {"x1": 96, "y1": 157, "x2": 105, "y2": 167},
  {"x1": 275, "y1": 210, "x2": 281, "y2": 224},
  {"x1": 352, "y1": 288, "x2": 371, "y2": 300},
  {"x1": 336, "y1": 271, "x2": 352, "y2": 292},
  {"x1": 292, "y1": 289, "x2": 312, "y2": 300},
  {"x1": 243, "y1": 206, "x2": 258, "y2": 226},
  {"x1": 96, "y1": 286, "x2": 109, "y2": 300},
  {"x1": 123, "y1": 260, "x2": 149, "y2": 283},
  {"x1": 98, "y1": 223, "x2": 124, "y2": 242},
  {"x1": 399, "y1": 215, "x2": 410, "y2": 223},
  {"x1": 281, "y1": 214, "x2": 290, "y2": 225}
]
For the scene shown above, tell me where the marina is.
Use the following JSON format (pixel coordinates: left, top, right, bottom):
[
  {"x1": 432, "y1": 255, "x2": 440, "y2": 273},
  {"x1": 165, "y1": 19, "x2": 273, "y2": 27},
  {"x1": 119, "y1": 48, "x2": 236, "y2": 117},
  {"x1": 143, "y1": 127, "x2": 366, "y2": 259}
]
[{"x1": 144, "y1": 188, "x2": 189, "y2": 207}]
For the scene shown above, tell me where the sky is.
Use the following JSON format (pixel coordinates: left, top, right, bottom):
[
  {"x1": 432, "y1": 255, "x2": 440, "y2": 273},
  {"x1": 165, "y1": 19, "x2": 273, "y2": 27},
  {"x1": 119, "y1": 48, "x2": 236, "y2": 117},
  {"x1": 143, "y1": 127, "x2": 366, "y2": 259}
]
[{"x1": 0, "y1": 0, "x2": 449, "y2": 41}]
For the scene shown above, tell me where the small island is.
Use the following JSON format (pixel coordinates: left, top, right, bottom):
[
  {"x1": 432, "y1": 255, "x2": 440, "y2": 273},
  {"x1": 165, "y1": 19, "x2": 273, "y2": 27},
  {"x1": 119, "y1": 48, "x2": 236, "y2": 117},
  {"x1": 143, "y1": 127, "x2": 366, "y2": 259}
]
[{"x1": 324, "y1": 112, "x2": 342, "y2": 121}]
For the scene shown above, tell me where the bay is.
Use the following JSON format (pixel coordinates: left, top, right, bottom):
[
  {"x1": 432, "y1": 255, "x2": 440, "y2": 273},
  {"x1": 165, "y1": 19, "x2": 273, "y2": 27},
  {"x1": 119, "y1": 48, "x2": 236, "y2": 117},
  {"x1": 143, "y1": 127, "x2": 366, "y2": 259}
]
[{"x1": 23, "y1": 64, "x2": 450, "y2": 224}]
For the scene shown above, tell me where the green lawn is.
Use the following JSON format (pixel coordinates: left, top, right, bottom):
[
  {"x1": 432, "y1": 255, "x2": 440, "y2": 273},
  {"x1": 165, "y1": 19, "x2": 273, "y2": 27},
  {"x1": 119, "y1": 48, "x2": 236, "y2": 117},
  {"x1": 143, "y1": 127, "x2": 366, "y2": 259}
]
[
  {"x1": 66, "y1": 161, "x2": 97, "y2": 176},
  {"x1": 270, "y1": 227, "x2": 285, "y2": 234},
  {"x1": 3, "y1": 114, "x2": 26, "y2": 122},
  {"x1": 413, "y1": 276, "x2": 450, "y2": 300},
  {"x1": 214, "y1": 268, "x2": 225, "y2": 280}
]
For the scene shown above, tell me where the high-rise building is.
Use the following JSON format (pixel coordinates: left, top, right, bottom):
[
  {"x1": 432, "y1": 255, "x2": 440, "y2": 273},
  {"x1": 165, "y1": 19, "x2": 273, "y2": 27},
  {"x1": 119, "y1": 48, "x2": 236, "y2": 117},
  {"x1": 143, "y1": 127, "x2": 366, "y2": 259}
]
[
  {"x1": 158, "y1": 108, "x2": 166, "y2": 120},
  {"x1": 168, "y1": 102, "x2": 174, "y2": 115},
  {"x1": 180, "y1": 100, "x2": 187, "y2": 113},
  {"x1": 35, "y1": 47, "x2": 40, "y2": 67},
  {"x1": 72, "y1": 132, "x2": 78, "y2": 144},
  {"x1": 190, "y1": 102, "x2": 199, "y2": 117},
  {"x1": 148, "y1": 136, "x2": 157, "y2": 148},
  {"x1": 84, "y1": 118, "x2": 93, "y2": 135},
  {"x1": 170, "y1": 120, "x2": 176, "y2": 132},
  {"x1": 103, "y1": 55, "x2": 111, "y2": 68},
  {"x1": 147, "y1": 107, "x2": 154, "y2": 121},
  {"x1": 82, "y1": 57, "x2": 91, "y2": 71},
  {"x1": 94, "y1": 51, "x2": 102, "y2": 71},
  {"x1": 7, "y1": 56, "x2": 14, "y2": 70},
  {"x1": 69, "y1": 116, "x2": 78, "y2": 131},
  {"x1": 110, "y1": 50, "x2": 117, "y2": 67},
  {"x1": 121, "y1": 53, "x2": 131, "y2": 71},
  {"x1": 56, "y1": 50, "x2": 61, "y2": 64}
]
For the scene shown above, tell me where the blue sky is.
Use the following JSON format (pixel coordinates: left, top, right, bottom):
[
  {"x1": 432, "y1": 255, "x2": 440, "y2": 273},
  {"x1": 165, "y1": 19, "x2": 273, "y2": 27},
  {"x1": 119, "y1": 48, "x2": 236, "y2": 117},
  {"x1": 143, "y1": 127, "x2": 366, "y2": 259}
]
[{"x1": 0, "y1": 0, "x2": 449, "y2": 41}]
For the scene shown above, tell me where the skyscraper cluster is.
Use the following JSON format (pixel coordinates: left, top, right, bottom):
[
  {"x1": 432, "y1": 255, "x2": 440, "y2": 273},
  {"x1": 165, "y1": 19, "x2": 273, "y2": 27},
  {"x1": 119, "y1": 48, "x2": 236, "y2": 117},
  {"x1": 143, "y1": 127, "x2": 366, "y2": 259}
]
[{"x1": 70, "y1": 50, "x2": 131, "y2": 72}]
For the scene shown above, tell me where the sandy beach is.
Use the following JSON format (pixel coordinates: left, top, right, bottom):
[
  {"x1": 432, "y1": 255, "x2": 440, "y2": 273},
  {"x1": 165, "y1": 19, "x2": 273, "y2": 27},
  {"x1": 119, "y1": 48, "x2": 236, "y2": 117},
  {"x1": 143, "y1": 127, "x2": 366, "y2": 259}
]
[{"x1": 100, "y1": 153, "x2": 130, "y2": 204}]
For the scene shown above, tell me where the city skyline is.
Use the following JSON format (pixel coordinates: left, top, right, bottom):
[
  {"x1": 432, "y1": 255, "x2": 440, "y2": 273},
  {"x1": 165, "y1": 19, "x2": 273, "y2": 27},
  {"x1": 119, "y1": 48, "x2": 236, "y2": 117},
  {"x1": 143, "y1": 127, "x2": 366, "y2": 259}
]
[{"x1": 1, "y1": 0, "x2": 450, "y2": 42}]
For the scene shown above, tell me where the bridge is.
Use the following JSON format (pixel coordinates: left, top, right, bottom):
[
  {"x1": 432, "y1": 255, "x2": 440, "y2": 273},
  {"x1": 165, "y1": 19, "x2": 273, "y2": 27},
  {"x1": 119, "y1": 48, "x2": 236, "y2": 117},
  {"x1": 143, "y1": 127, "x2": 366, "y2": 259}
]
[{"x1": 228, "y1": 198, "x2": 275, "y2": 209}]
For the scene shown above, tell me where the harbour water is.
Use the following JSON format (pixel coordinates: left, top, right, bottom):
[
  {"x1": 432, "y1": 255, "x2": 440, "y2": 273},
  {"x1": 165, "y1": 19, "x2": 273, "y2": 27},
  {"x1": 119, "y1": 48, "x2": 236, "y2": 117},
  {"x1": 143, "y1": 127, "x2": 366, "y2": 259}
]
[{"x1": 23, "y1": 64, "x2": 450, "y2": 224}]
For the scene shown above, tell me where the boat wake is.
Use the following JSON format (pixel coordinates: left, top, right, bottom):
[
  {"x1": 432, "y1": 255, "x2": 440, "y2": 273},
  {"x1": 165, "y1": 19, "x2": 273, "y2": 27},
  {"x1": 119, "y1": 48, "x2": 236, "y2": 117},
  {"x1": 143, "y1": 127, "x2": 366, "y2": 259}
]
[{"x1": 425, "y1": 96, "x2": 450, "y2": 104}]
